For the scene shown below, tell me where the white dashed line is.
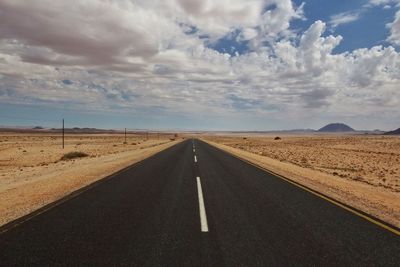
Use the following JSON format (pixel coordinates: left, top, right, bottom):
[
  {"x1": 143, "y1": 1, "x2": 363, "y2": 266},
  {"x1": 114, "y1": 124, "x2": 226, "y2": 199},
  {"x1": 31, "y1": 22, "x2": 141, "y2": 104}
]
[
  {"x1": 196, "y1": 177, "x2": 209, "y2": 232},
  {"x1": 194, "y1": 155, "x2": 197, "y2": 162}
]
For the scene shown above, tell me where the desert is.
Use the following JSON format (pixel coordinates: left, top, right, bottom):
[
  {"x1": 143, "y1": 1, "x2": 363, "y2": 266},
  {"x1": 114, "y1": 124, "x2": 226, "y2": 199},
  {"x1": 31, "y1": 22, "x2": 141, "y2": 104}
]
[
  {"x1": 0, "y1": 131, "x2": 181, "y2": 226},
  {"x1": 203, "y1": 134, "x2": 400, "y2": 227}
]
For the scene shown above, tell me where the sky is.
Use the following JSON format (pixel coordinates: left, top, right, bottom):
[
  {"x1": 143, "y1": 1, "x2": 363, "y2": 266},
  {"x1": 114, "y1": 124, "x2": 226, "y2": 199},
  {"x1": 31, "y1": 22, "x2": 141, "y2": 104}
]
[{"x1": 0, "y1": 0, "x2": 400, "y2": 131}]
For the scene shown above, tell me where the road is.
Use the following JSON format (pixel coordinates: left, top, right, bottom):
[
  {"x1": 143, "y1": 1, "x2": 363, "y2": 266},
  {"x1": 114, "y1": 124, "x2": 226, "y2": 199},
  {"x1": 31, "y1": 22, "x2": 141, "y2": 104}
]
[{"x1": 0, "y1": 139, "x2": 399, "y2": 266}]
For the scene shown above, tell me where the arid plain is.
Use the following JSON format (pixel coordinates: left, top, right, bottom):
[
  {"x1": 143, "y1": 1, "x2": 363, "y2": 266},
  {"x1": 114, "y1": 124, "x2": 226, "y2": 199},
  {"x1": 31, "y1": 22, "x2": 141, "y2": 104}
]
[
  {"x1": 1, "y1": 132, "x2": 399, "y2": 228},
  {"x1": 0, "y1": 132, "x2": 180, "y2": 226},
  {"x1": 203, "y1": 134, "x2": 400, "y2": 227}
]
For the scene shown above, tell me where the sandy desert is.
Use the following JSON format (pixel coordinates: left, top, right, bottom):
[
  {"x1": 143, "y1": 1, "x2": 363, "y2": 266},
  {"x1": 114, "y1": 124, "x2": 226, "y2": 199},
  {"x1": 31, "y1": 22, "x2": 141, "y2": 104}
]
[
  {"x1": 0, "y1": 132, "x2": 181, "y2": 226},
  {"x1": 204, "y1": 134, "x2": 400, "y2": 227}
]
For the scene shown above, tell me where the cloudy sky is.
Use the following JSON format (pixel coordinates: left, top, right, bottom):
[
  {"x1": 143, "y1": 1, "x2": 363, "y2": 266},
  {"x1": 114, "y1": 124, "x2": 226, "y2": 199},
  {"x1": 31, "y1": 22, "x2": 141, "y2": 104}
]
[{"x1": 0, "y1": 0, "x2": 399, "y2": 130}]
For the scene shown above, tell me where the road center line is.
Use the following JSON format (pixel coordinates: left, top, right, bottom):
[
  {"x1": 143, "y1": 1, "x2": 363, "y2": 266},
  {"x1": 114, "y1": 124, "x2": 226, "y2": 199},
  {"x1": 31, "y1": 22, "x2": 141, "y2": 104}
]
[
  {"x1": 194, "y1": 155, "x2": 197, "y2": 162},
  {"x1": 193, "y1": 148, "x2": 195, "y2": 153},
  {"x1": 196, "y1": 177, "x2": 209, "y2": 232}
]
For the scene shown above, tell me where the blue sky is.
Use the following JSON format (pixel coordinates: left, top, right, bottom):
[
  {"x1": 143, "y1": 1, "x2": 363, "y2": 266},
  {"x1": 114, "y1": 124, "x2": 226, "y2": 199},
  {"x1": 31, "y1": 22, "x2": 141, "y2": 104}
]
[
  {"x1": 292, "y1": 0, "x2": 398, "y2": 53},
  {"x1": 212, "y1": 0, "x2": 399, "y2": 55},
  {"x1": 0, "y1": 0, "x2": 399, "y2": 131}
]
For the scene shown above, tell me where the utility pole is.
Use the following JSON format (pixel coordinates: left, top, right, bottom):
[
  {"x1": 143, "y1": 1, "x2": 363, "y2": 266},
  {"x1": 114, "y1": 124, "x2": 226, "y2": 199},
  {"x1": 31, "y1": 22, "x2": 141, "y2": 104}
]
[
  {"x1": 62, "y1": 118, "x2": 65, "y2": 149},
  {"x1": 124, "y1": 128, "x2": 127, "y2": 144}
]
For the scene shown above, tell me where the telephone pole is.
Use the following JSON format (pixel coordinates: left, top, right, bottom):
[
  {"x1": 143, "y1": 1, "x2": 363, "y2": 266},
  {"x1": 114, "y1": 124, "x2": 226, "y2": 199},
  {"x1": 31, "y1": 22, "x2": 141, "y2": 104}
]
[
  {"x1": 124, "y1": 128, "x2": 127, "y2": 144},
  {"x1": 62, "y1": 118, "x2": 65, "y2": 149}
]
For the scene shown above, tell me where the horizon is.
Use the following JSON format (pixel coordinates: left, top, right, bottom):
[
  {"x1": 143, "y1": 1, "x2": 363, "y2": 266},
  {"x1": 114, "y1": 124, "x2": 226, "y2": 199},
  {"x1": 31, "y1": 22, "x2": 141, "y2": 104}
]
[
  {"x1": 0, "y1": 122, "x2": 393, "y2": 133},
  {"x1": 1, "y1": 1, "x2": 400, "y2": 131}
]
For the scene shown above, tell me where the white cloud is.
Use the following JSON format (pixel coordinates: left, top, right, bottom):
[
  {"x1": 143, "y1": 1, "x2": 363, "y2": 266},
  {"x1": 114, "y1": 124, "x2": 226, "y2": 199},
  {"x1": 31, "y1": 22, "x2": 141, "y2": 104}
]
[
  {"x1": 387, "y1": 11, "x2": 400, "y2": 45},
  {"x1": 0, "y1": 0, "x2": 186, "y2": 68},
  {"x1": 367, "y1": 0, "x2": 400, "y2": 7},
  {"x1": 329, "y1": 12, "x2": 361, "y2": 28},
  {"x1": 0, "y1": 0, "x2": 399, "y2": 129},
  {"x1": 240, "y1": 28, "x2": 259, "y2": 41}
]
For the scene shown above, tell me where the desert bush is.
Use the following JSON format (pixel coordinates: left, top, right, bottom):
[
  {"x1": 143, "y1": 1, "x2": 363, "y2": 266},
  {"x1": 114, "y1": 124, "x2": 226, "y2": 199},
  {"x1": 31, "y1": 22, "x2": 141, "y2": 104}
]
[
  {"x1": 274, "y1": 136, "x2": 281, "y2": 140},
  {"x1": 60, "y1": 151, "x2": 89, "y2": 161}
]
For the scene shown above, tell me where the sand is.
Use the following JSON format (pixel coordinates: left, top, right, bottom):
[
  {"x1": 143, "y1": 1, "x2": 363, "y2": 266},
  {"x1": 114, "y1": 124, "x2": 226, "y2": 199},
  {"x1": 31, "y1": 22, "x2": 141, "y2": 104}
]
[
  {"x1": 0, "y1": 133, "x2": 181, "y2": 226},
  {"x1": 203, "y1": 135, "x2": 400, "y2": 228}
]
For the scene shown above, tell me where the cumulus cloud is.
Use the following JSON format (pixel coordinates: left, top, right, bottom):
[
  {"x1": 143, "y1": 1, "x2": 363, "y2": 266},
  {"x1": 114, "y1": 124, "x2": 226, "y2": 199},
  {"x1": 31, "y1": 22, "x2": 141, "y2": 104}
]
[
  {"x1": 0, "y1": 0, "x2": 185, "y2": 68},
  {"x1": 0, "y1": 0, "x2": 399, "y2": 129},
  {"x1": 387, "y1": 11, "x2": 400, "y2": 45}
]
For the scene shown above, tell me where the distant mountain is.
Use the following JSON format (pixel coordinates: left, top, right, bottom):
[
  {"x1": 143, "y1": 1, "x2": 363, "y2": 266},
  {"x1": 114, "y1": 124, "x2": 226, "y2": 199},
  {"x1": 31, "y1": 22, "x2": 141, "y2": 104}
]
[
  {"x1": 318, "y1": 123, "x2": 355, "y2": 132},
  {"x1": 384, "y1": 128, "x2": 400, "y2": 135},
  {"x1": 0, "y1": 126, "x2": 116, "y2": 134}
]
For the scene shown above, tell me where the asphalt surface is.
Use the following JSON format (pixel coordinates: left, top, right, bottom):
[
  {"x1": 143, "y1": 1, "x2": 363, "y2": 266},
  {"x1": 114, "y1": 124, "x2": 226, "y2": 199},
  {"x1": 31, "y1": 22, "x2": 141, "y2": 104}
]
[{"x1": 0, "y1": 139, "x2": 399, "y2": 266}]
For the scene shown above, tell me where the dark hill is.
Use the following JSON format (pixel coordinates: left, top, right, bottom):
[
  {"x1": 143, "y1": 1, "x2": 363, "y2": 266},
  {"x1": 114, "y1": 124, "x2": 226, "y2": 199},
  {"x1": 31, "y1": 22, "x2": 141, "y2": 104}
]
[
  {"x1": 318, "y1": 123, "x2": 355, "y2": 132},
  {"x1": 384, "y1": 128, "x2": 400, "y2": 135}
]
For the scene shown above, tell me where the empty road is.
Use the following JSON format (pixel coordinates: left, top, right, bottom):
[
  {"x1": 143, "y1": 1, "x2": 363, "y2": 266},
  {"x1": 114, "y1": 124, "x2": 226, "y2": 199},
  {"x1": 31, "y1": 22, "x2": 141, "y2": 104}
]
[{"x1": 0, "y1": 139, "x2": 399, "y2": 266}]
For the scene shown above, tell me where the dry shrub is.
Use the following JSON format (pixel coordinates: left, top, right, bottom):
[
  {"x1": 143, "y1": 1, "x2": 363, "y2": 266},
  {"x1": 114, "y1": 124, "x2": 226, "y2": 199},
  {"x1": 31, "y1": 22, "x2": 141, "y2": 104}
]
[{"x1": 60, "y1": 151, "x2": 89, "y2": 161}]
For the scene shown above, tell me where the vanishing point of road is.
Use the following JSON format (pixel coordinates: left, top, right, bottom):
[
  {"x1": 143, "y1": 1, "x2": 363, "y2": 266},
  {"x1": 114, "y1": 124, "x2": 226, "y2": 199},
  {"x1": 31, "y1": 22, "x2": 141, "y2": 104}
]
[{"x1": 0, "y1": 139, "x2": 399, "y2": 266}]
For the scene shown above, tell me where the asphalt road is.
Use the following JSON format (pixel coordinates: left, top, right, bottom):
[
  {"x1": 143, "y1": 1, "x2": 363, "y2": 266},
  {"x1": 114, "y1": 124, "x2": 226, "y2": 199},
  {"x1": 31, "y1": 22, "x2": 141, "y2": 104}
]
[{"x1": 0, "y1": 139, "x2": 399, "y2": 266}]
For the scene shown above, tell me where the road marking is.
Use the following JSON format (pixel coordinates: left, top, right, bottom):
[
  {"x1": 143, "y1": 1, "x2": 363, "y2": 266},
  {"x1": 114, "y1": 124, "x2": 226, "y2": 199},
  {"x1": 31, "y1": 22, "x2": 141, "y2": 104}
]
[
  {"x1": 196, "y1": 177, "x2": 209, "y2": 232},
  {"x1": 193, "y1": 148, "x2": 195, "y2": 153},
  {"x1": 194, "y1": 155, "x2": 197, "y2": 162},
  {"x1": 207, "y1": 143, "x2": 400, "y2": 236}
]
